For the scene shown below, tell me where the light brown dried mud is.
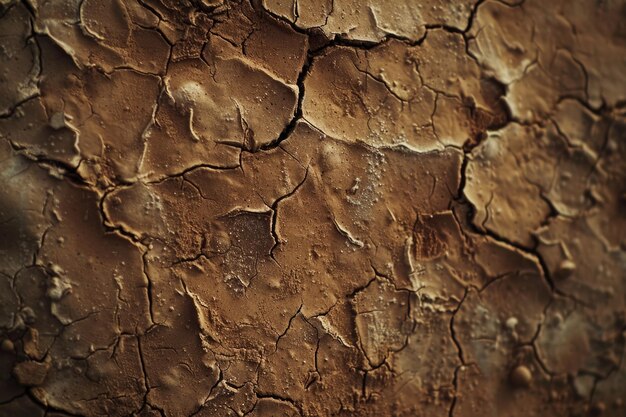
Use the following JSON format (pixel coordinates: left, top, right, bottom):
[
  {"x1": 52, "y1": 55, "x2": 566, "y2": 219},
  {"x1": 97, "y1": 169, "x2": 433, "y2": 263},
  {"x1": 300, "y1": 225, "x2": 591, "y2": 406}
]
[{"x1": 0, "y1": 0, "x2": 625, "y2": 416}]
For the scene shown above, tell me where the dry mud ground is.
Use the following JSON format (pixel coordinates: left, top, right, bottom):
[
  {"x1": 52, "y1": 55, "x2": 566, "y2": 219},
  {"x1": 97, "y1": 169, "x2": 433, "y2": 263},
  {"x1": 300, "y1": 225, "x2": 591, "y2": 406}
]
[{"x1": 1, "y1": 0, "x2": 625, "y2": 416}]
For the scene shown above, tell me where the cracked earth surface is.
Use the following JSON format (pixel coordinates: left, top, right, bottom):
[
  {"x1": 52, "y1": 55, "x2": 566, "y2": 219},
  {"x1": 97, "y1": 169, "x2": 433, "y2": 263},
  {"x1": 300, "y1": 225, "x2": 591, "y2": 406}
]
[{"x1": 0, "y1": 0, "x2": 625, "y2": 416}]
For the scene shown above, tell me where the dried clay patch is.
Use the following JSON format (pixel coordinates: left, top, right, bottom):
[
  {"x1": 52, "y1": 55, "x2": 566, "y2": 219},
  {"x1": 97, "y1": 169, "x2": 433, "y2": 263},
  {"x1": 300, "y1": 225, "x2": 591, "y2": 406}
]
[{"x1": 0, "y1": 0, "x2": 625, "y2": 416}]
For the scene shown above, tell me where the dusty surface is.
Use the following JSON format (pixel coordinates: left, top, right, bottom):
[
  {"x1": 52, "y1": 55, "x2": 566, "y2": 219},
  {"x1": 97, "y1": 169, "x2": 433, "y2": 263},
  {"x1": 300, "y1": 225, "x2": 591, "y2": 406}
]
[{"x1": 0, "y1": 0, "x2": 625, "y2": 416}]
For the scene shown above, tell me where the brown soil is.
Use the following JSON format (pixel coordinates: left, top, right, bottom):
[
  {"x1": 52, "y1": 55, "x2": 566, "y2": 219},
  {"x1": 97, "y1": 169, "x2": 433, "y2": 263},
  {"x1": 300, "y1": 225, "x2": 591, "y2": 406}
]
[{"x1": 1, "y1": 0, "x2": 625, "y2": 416}]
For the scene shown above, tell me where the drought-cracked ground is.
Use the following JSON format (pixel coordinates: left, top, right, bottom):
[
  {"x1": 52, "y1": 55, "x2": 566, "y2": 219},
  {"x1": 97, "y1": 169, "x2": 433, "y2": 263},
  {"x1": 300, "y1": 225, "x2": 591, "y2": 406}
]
[{"x1": 0, "y1": 0, "x2": 625, "y2": 416}]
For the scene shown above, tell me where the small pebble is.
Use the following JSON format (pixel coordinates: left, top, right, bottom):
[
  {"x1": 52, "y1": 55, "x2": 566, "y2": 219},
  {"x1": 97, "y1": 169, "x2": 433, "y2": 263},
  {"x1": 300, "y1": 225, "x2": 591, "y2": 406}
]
[
  {"x1": 1, "y1": 339, "x2": 14, "y2": 353},
  {"x1": 555, "y1": 259, "x2": 576, "y2": 279},
  {"x1": 505, "y1": 317, "x2": 518, "y2": 329},
  {"x1": 510, "y1": 365, "x2": 532, "y2": 388}
]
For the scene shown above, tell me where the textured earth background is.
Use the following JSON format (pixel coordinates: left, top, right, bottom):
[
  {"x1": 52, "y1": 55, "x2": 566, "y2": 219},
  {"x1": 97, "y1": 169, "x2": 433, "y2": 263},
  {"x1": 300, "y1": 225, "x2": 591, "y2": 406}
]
[{"x1": 1, "y1": 0, "x2": 625, "y2": 416}]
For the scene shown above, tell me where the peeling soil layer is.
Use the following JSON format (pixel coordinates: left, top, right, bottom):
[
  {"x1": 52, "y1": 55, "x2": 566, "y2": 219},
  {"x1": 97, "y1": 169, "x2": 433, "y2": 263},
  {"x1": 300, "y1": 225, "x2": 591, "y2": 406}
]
[{"x1": 0, "y1": 0, "x2": 625, "y2": 416}]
